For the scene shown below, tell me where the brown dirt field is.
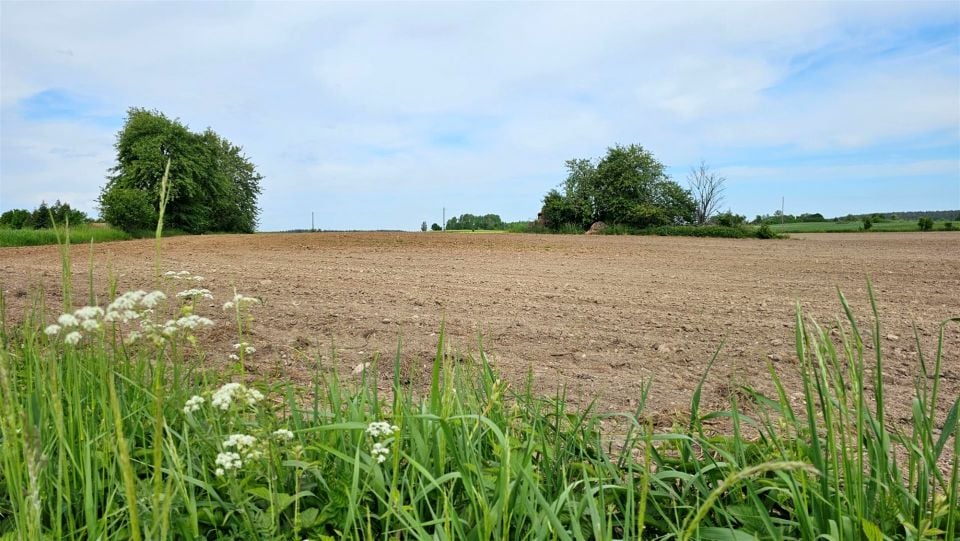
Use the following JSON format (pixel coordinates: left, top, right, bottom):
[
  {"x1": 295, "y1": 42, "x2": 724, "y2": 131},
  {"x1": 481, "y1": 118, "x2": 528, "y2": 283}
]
[{"x1": 2, "y1": 231, "x2": 958, "y2": 432}]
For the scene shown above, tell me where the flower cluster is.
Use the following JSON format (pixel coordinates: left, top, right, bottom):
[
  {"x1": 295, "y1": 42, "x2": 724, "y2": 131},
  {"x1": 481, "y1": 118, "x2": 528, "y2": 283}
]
[
  {"x1": 176, "y1": 288, "x2": 214, "y2": 301},
  {"x1": 210, "y1": 382, "x2": 264, "y2": 410},
  {"x1": 223, "y1": 292, "x2": 260, "y2": 311},
  {"x1": 164, "y1": 270, "x2": 205, "y2": 282},
  {"x1": 44, "y1": 304, "x2": 108, "y2": 344},
  {"x1": 183, "y1": 395, "x2": 205, "y2": 414},
  {"x1": 273, "y1": 428, "x2": 295, "y2": 442},
  {"x1": 234, "y1": 341, "x2": 256, "y2": 355},
  {"x1": 214, "y1": 452, "x2": 242, "y2": 476},
  {"x1": 366, "y1": 421, "x2": 400, "y2": 464}
]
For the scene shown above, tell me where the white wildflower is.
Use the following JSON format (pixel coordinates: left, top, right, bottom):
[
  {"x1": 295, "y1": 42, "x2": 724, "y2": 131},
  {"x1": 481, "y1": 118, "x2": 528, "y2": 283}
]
[
  {"x1": 222, "y1": 301, "x2": 234, "y2": 311},
  {"x1": 210, "y1": 382, "x2": 263, "y2": 410},
  {"x1": 228, "y1": 353, "x2": 239, "y2": 361},
  {"x1": 176, "y1": 288, "x2": 213, "y2": 300},
  {"x1": 223, "y1": 433, "x2": 258, "y2": 450},
  {"x1": 125, "y1": 330, "x2": 142, "y2": 344},
  {"x1": 371, "y1": 442, "x2": 390, "y2": 464},
  {"x1": 142, "y1": 291, "x2": 166, "y2": 308},
  {"x1": 164, "y1": 271, "x2": 178, "y2": 277},
  {"x1": 58, "y1": 314, "x2": 79, "y2": 327},
  {"x1": 366, "y1": 421, "x2": 399, "y2": 439},
  {"x1": 81, "y1": 319, "x2": 100, "y2": 332},
  {"x1": 64, "y1": 331, "x2": 82, "y2": 345},
  {"x1": 74, "y1": 306, "x2": 104, "y2": 320},
  {"x1": 183, "y1": 395, "x2": 205, "y2": 414},
  {"x1": 44, "y1": 324, "x2": 61, "y2": 336},
  {"x1": 273, "y1": 428, "x2": 294, "y2": 441},
  {"x1": 244, "y1": 346, "x2": 255, "y2": 354},
  {"x1": 214, "y1": 467, "x2": 225, "y2": 477},
  {"x1": 214, "y1": 451, "x2": 242, "y2": 474},
  {"x1": 245, "y1": 388, "x2": 264, "y2": 405}
]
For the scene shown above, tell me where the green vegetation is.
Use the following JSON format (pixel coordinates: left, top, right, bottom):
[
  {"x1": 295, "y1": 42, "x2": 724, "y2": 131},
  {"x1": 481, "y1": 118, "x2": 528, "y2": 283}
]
[
  {"x1": 919, "y1": 217, "x2": 935, "y2": 232},
  {"x1": 770, "y1": 219, "x2": 957, "y2": 233},
  {"x1": 0, "y1": 200, "x2": 91, "y2": 230},
  {"x1": 540, "y1": 144, "x2": 695, "y2": 232},
  {"x1": 0, "y1": 225, "x2": 132, "y2": 247},
  {"x1": 445, "y1": 213, "x2": 506, "y2": 231},
  {"x1": 1, "y1": 225, "x2": 956, "y2": 538},
  {"x1": 100, "y1": 108, "x2": 263, "y2": 234},
  {"x1": 603, "y1": 224, "x2": 780, "y2": 239}
]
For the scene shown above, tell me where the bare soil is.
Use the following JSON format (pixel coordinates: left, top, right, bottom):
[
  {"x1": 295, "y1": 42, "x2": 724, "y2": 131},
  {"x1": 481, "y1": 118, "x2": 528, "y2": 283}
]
[{"x1": 2, "y1": 231, "x2": 958, "y2": 430}]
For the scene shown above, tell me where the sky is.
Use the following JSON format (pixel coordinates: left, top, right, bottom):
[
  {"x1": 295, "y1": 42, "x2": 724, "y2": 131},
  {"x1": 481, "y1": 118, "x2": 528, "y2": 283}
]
[{"x1": 1, "y1": 1, "x2": 958, "y2": 231}]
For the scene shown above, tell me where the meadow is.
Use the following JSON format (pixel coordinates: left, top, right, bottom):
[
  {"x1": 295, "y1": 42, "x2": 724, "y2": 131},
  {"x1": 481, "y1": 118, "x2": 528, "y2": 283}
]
[
  {"x1": 0, "y1": 225, "x2": 132, "y2": 247},
  {"x1": 769, "y1": 220, "x2": 954, "y2": 234},
  {"x1": 0, "y1": 230, "x2": 957, "y2": 539}
]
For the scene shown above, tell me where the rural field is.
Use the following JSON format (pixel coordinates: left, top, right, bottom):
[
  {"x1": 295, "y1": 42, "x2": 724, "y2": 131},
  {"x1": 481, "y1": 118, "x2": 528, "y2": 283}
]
[{"x1": 3, "y1": 230, "x2": 957, "y2": 426}]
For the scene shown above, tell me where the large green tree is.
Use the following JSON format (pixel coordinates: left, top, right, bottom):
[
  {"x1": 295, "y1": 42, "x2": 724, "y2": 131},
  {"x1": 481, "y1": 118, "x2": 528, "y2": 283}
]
[
  {"x1": 541, "y1": 144, "x2": 695, "y2": 230},
  {"x1": 99, "y1": 108, "x2": 262, "y2": 234}
]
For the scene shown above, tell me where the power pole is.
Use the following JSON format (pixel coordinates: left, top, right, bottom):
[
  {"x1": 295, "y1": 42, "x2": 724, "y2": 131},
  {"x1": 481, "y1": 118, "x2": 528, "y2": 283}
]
[
  {"x1": 780, "y1": 197, "x2": 785, "y2": 225},
  {"x1": 311, "y1": 211, "x2": 315, "y2": 231},
  {"x1": 442, "y1": 207, "x2": 446, "y2": 231}
]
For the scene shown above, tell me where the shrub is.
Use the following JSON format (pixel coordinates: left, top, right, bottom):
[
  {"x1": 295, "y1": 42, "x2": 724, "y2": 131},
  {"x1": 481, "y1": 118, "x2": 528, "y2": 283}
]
[
  {"x1": 714, "y1": 211, "x2": 746, "y2": 227},
  {"x1": 756, "y1": 223, "x2": 777, "y2": 239},
  {"x1": 918, "y1": 217, "x2": 934, "y2": 231},
  {"x1": 99, "y1": 187, "x2": 158, "y2": 233},
  {"x1": 862, "y1": 217, "x2": 873, "y2": 230},
  {"x1": 944, "y1": 221, "x2": 955, "y2": 231},
  {"x1": 431, "y1": 223, "x2": 441, "y2": 231}
]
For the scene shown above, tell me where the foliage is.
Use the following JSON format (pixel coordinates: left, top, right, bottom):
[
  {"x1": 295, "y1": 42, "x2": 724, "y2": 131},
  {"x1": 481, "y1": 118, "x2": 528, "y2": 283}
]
[
  {"x1": 945, "y1": 222, "x2": 955, "y2": 231},
  {"x1": 604, "y1": 224, "x2": 778, "y2": 239},
  {"x1": 99, "y1": 108, "x2": 263, "y2": 234},
  {"x1": 540, "y1": 145, "x2": 695, "y2": 231},
  {"x1": 755, "y1": 223, "x2": 777, "y2": 239},
  {"x1": 99, "y1": 187, "x2": 158, "y2": 233},
  {"x1": 1, "y1": 260, "x2": 956, "y2": 539},
  {"x1": 420, "y1": 221, "x2": 428, "y2": 232},
  {"x1": 714, "y1": 211, "x2": 746, "y2": 227},
  {"x1": 918, "y1": 217, "x2": 935, "y2": 231},
  {"x1": 0, "y1": 201, "x2": 90, "y2": 230},
  {"x1": 687, "y1": 161, "x2": 726, "y2": 225},
  {"x1": 445, "y1": 213, "x2": 505, "y2": 231},
  {"x1": 430, "y1": 223, "x2": 441, "y2": 231},
  {"x1": 771, "y1": 220, "x2": 925, "y2": 234},
  {"x1": 863, "y1": 217, "x2": 873, "y2": 230}
]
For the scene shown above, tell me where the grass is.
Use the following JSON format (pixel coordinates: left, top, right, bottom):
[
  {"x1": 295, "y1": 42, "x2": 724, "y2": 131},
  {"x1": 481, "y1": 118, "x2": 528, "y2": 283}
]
[
  {"x1": 0, "y1": 226, "x2": 132, "y2": 247},
  {"x1": 769, "y1": 220, "x2": 956, "y2": 234},
  {"x1": 0, "y1": 237, "x2": 957, "y2": 538}
]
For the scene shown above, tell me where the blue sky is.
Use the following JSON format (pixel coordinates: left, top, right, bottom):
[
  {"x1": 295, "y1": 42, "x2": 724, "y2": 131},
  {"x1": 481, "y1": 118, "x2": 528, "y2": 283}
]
[{"x1": 1, "y1": 1, "x2": 958, "y2": 231}]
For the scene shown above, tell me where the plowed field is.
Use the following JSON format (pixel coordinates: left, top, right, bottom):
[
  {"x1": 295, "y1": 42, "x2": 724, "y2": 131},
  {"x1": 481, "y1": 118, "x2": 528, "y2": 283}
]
[{"x1": 3, "y1": 231, "x2": 958, "y2": 428}]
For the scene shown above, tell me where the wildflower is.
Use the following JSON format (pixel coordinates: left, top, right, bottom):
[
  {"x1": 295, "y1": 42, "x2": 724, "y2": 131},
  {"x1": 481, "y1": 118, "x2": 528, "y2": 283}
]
[
  {"x1": 74, "y1": 306, "x2": 104, "y2": 320},
  {"x1": 64, "y1": 331, "x2": 82, "y2": 345},
  {"x1": 214, "y1": 468, "x2": 225, "y2": 477},
  {"x1": 211, "y1": 382, "x2": 263, "y2": 410},
  {"x1": 366, "y1": 421, "x2": 399, "y2": 439},
  {"x1": 214, "y1": 451, "x2": 242, "y2": 474},
  {"x1": 245, "y1": 345, "x2": 255, "y2": 354},
  {"x1": 142, "y1": 291, "x2": 166, "y2": 308},
  {"x1": 125, "y1": 330, "x2": 142, "y2": 343},
  {"x1": 232, "y1": 293, "x2": 261, "y2": 306},
  {"x1": 223, "y1": 433, "x2": 258, "y2": 450},
  {"x1": 58, "y1": 314, "x2": 79, "y2": 327},
  {"x1": 228, "y1": 353, "x2": 239, "y2": 361},
  {"x1": 183, "y1": 395, "x2": 205, "y2": 414},
  {"x1": 273, "y1": 428, "x2": 294, "y2": 442},
  {"x1": 44, "y1": 324, "x2": 61, "y2": 336},
  {"x1": 174, "y1": 315, "x2": 214, "y2": 330},
  {"x1": 371, "y1": 442, "x2": 390, "y2": 464},
  {"x1": 176, "y1": 288, "x2": 213, "y2": 300},
  {"x1": 81, "y1": 319, "x2": 100, "y2": 332},
  {"x1": 222, "y1": 301, "x2": 234, "y2": 311}
]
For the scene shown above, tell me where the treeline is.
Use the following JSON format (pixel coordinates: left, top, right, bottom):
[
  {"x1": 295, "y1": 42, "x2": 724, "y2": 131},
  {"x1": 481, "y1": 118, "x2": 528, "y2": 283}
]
[
  {"x1": 753, "y1": 210, "x2": 960, "y2": 224},
  {"x1": 445, "y1": 213, "x2": 505, "y2": 231},
  {"x1": 0, "y1": 200, "x2": 91, "y2": 229}
]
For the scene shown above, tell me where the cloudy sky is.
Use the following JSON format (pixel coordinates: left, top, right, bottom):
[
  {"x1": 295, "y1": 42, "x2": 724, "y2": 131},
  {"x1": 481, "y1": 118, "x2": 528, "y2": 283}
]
[{"x1": 1, "y1": 1, "x2": 958, "y2": 231}]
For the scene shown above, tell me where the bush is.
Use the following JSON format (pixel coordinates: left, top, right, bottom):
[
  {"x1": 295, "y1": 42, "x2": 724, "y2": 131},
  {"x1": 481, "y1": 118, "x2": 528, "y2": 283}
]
[
  {"x1": 99, "y1": 188, "x2": 158, "y2": 233},
  {"x1": 862, "y1": 217, "x2": 873, "y2": 230},
  {"x1": 756, "y1": 223, "x2": 778, "y2": 239},
  {"x1": 715, "y1": 211, "x2": 746, "y2": 227},
  {"x1": 918, "y1": 217, "x2": 934, "y2": 232},
  {"x1": 430, "y1": 223, "x2": 441, "y2": 231},
  {"x1": 944, "y1": 221, "x2": 955, "y2": 231}
]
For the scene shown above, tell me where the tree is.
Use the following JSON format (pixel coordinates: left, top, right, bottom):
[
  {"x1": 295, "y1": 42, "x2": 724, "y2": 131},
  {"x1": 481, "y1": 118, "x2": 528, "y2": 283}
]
[
  {"x1": 918, "y1": 217, "x2": 934, "y2": 231},
  {"x1": 715, "y1": 211, "x2": 746, "y2": 227},
  {"x1": 100, "y1": 108, "x2": 262, "y2": 234},
  {"x1": 420, "y1": 221, "x2": 428, "y2": 232},
  {"x1": 687, "y1": 161, "x2": 726, "y2": 225},
  {"x1": 862, "y1": 217, "x2": 873, "y2": 230},
  {"x1": 431, "y1": 223, "x2": 441, "y2": 231},
  {"x1": 26, "y1": 201, "x2": 52, "y2": 229},
  {"x1": 100, "y1": 188, "x2": 158, "y2": 233},
  {"x1": 539, "y1": 144, "x2": 695, "y2": 231},
  {"x1": 0, "y1": 209, "x2": 31, "y2": 229}
]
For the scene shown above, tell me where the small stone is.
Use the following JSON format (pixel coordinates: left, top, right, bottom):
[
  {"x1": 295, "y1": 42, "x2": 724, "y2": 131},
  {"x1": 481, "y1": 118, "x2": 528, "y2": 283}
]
[
  {"x1": 767, "y1": 353, "x2": 783, "y2": 362},
  {"x1": 886, "y1": 334, "x2": 899, "y2": 341},
  {"x1": 352, "y1": 362, "x2": 371, "y2": 375},
  {"x1": 771, "y1": 339, "x2": 783, "y2": 346},
  {"x1": 381, "y1": 318, "x2": 391, "y2": 324},
  {"x1": 656, "y1": 344, "x2": 672, "y2": 354}
]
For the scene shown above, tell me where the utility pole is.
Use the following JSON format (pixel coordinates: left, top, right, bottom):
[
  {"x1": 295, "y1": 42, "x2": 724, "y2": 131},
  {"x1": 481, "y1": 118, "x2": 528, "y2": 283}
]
[
  {"x1": 442, "y1": 207, "x2": 446, "y2": 231},
  {"x1": 780, "y1": 197, "x2": 785, "y2": 225},
  {"x1": 311, "y1": 211, "x2": 315, "y2": 231}
]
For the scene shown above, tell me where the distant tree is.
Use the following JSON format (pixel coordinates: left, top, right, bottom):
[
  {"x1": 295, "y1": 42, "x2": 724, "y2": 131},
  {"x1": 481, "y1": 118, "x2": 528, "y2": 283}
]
[
  {"x1": 0, "y1": 209, "x2": 31, "y2": 229},
  {"x1": 49, "y1": 200, "x2": 90, "y2": 226},
  {"x1": 26, "y1": 201, "x2": 52, "y2": 229},
  {"x1": 100, "y1": 108, "x2": 262, "y2": 234},
  {"x1": 715, "y1": 211, "x2": 746, "y2": 227},
  {"x1": 431, "y1": 223, "x2": 441, "y2": 231},
  {"x1": 862, "y1": 217, "x2": 873, "y2": 230},
  {"x1": 918, "y1": 217, "x2": 934, "y2": 231},
  {"x1": 420, "y1": 221, "x2": 428, "y2": 232},
  {"x1": 687, "y1": 161, "x2": 726, "y2": 225}
]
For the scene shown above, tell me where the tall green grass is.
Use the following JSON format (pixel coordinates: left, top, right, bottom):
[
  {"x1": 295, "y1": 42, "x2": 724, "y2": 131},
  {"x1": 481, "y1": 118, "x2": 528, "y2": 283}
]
[
  {"x1": 769, "y1": 220, "x2": 957, "y2": 233},
  {"x1": 0, "y1": 226, "x2": 132, "y2": 247},
  {"x1": 0, "y1": 257, "x2": 956, "y2": 537}
]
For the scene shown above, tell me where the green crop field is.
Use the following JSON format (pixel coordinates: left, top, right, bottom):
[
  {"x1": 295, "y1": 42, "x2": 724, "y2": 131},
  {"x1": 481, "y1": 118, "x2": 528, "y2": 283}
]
[
  {"x1": 0, "y1": 226, "x2": 132, "y2": 247},
  {"x1": 770, "y1": 220, "x2": 954, "y2": 233}
]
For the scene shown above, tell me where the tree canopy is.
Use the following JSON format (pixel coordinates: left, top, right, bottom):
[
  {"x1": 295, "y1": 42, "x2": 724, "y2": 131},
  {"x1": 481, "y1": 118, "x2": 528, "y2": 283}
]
[
  {"x1": 540, "y1": 144, "x2": 695, "y2": 231},
  {"x1": 446, "y1": 213, "x2": 505, "y2": 231},
  {"x1": 0, "y1": 201, "x2": 90, "y2": 229},
  {"x1": 99, "y1": 108, "x2": 262, "y2": 234}
]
